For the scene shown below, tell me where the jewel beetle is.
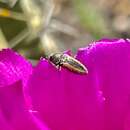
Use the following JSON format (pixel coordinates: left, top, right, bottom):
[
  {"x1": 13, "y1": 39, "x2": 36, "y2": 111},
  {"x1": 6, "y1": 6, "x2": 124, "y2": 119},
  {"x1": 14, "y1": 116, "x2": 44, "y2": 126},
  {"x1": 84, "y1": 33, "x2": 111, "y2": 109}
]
[{"x1": 48, "y1": 53, "x2": 88, "y2": 74}]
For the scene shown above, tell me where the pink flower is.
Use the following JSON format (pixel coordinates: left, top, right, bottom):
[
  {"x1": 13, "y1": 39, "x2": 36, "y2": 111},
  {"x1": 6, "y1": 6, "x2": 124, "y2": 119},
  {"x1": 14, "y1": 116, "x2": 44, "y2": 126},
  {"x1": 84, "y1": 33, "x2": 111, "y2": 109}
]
[
  {"x1": 0, "y1": 49, "x2": 49, "y2": 130},
  {"x1": 0, "y1": 39, "x2": 130, "y2": 130}
]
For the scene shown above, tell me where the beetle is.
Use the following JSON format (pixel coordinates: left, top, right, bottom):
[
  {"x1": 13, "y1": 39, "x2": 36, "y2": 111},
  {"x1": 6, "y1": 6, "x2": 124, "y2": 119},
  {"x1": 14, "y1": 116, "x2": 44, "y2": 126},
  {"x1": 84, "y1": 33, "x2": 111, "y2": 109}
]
[{"x1": 48, "y1": 53, "x2": 88, "y2": 74}]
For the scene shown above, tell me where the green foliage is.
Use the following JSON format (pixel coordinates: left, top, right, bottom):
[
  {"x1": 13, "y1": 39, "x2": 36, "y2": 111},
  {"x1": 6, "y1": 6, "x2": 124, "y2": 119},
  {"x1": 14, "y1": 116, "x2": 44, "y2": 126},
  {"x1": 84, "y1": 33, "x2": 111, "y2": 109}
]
[{"x1": 73, "y1": 0, "x2": 111, "y2": 39}]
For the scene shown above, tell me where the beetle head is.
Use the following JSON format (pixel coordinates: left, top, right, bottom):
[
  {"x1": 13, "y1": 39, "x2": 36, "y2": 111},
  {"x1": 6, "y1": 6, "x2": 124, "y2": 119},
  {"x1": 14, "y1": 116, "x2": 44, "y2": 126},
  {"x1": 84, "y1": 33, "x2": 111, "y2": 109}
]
[{"x1": 49, "y1": 53, "x2": 62, "y2": 65}]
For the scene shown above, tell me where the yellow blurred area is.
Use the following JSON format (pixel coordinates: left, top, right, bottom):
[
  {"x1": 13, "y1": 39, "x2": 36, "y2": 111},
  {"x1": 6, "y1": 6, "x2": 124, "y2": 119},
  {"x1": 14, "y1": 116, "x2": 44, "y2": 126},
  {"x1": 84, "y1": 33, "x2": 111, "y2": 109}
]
[{"x1": 0, "y1": 8, "x2": 11, "y2": 17}]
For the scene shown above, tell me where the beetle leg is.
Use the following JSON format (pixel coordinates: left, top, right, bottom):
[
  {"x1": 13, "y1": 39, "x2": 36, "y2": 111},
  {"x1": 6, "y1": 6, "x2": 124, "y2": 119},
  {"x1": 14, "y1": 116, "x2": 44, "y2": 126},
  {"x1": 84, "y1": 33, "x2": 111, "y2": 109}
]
[
  {"x1": 56, "y1": 61, "x2": 63, "y2": 71},
  {"x1": 55, "y1": 64, "x2": 61, "y2": 71},
  {"x1": 58, "y1": 65, "x2": 61, "y2": 71}
]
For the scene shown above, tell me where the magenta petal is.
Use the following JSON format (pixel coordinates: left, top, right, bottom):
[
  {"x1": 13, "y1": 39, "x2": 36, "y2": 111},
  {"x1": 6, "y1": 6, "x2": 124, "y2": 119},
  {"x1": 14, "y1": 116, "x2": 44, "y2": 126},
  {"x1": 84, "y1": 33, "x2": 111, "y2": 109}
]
[
  {"x1": 0, "y1": 49, "x2": 32, "y2": 87},
  {"x1": 29, "y1": 38, "x2": 130, "y2": 130},
  {"x1": 77, "y1": 39, "x2": 130, "y2": 130},
  {"x1": 0, "y1": 109, "x2": 13, "y2": 130},
  {"x1": 29, "y1": 56, "x2": 103, "y2": 130},
  {"x1": 124, "y1": 111, "x2": 130, "y2": 130},
  {"x1": 0, "y1": 81, "x2": 50, "y2": 130}
]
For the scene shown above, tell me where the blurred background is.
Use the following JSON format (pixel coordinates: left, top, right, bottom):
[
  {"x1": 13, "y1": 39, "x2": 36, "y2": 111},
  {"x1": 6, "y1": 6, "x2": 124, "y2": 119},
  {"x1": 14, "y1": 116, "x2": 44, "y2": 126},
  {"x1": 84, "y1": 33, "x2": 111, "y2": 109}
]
[{"x1": 0, "y1": 0, "x2": 129, "y2": 62}]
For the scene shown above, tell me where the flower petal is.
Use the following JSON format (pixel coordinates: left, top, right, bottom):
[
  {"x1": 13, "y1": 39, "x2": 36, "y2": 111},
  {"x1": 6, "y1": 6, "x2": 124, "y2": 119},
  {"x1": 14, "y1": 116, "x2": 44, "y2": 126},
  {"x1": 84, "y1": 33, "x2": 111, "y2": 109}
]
[
  {"x1": 0, "y1": 109, "x2": 12, "y2": 130},
  {"x1": 0, "y1": 49, "x2": 32, "y2": 87},
  {"x1": 124, "y1": 110, "x2": 130, "y2": 130},
  {"x1": 77, "y1": 39, "x2": 130, "y2": 130},
  {"x1": 29, "y1": 38, "x2": 130, "y2": 130},
  {"x1": 0, "y1": 80, "x2": 50, "y2": 130},
  {"x1": 29, "y1": 57, "x2": 103, "y2": 130}
]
